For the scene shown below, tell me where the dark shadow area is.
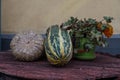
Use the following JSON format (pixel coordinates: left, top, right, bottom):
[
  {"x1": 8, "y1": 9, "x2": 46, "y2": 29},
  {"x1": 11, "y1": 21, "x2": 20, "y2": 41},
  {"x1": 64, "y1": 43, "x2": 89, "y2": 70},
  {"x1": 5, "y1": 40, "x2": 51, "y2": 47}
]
[
  {"x1": 96, "y1": 76, "x2": 118, "y2": 80},
  {"x1": 0, "y1": 72, "x2": 36, "y2": 80}
]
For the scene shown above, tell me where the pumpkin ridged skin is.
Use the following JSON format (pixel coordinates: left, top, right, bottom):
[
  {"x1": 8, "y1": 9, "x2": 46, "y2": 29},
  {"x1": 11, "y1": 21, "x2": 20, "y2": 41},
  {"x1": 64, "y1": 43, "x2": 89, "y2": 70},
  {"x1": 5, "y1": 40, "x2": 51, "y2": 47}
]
[
  {"x1": 10, "y1": 31, "x2": 44, "y2": 61},
  {"x1": 44, "y1": 25, "x2": 73, "y2": 66}
]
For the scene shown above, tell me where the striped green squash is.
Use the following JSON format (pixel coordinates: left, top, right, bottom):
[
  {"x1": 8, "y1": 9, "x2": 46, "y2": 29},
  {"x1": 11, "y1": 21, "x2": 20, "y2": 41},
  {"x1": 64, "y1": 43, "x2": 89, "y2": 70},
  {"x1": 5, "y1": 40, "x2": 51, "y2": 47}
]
[{"x1": 44, "y1": 25, "x2": 73, "y2": 66}]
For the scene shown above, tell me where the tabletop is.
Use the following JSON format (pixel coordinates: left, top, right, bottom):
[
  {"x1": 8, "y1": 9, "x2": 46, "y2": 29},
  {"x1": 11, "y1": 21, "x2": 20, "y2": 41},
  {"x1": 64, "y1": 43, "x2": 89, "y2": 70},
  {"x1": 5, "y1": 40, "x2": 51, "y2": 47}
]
[{"x1": 0, "y1": 51, "x2": 120, "y2": 80}]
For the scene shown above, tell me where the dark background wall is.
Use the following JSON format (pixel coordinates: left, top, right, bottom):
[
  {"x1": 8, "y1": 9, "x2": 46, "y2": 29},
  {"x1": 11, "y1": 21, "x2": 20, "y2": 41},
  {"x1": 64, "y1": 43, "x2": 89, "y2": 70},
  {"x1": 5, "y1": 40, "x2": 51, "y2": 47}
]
[{"x1": 1, "y1": 34, "x2": 120, "y2": 56}]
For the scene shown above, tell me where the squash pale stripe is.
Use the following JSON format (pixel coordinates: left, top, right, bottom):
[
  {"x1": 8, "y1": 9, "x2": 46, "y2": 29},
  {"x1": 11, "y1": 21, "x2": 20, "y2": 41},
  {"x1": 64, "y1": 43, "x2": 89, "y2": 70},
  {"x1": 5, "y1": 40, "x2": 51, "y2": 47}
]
[
  {"x1": 59, "y1": 28, "x2": 65, "y2": 58},
  {"x1": 50, "y1": 26, "x2": 61, "y2": 58},
  {"x1": 44, "y1": 25, "x2": 73, "y2": 65},
  {"x1": 48, "y1": 27, "x2": 59, "y2": 59}
]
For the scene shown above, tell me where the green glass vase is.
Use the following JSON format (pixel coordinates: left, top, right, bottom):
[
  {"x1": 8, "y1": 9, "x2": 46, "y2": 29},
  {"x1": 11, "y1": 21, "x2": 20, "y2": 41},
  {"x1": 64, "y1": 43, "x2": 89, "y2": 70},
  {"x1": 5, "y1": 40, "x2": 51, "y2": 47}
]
[{"x1": 73, "y1": 37, "x2": 96, "y2": 60}]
